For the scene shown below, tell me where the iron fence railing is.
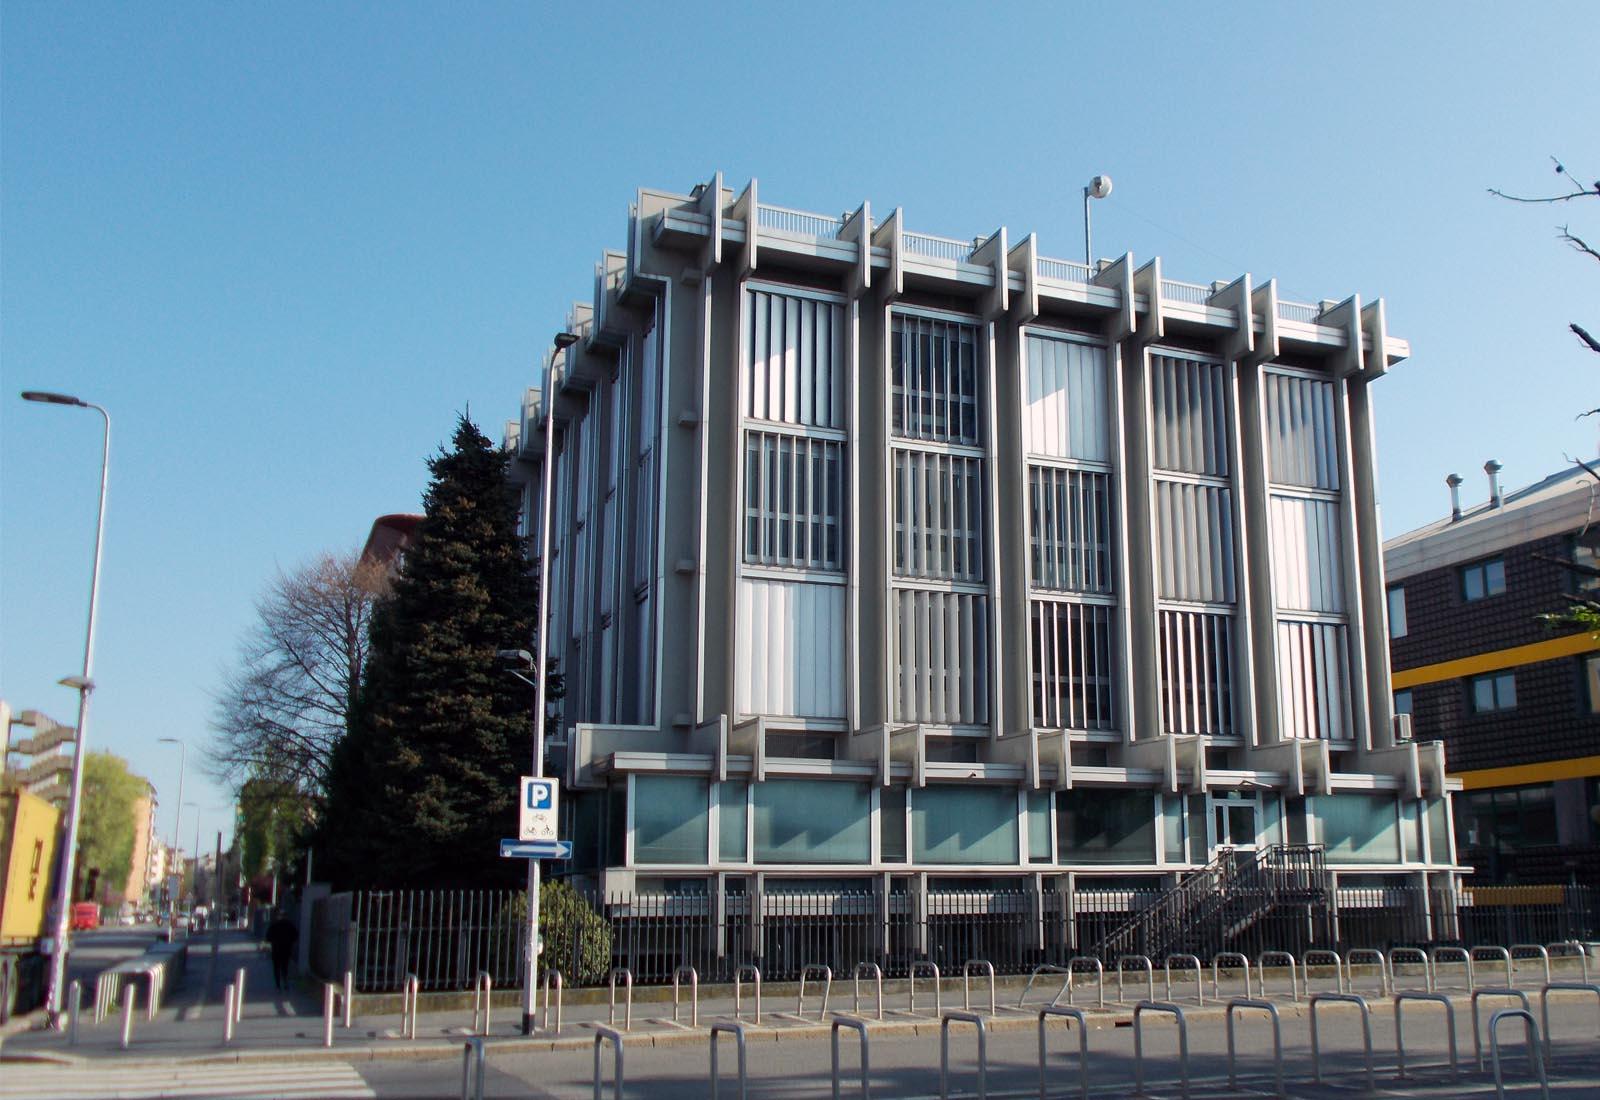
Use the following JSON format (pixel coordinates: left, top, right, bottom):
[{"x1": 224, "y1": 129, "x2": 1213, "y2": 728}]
[{"x1": 307, "y1": 881, "x2": 1600, "y2": 993}]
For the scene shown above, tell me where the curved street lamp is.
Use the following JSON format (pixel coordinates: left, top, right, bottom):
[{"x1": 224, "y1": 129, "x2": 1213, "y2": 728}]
[{"x1": 22, "y1": 390, "x2": 110, "y2": 1030}]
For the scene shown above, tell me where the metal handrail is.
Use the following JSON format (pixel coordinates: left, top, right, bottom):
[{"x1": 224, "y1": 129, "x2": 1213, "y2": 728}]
[
  {"x1": 403, "y1": 973, "x2": 419, "y2": 1040},
  {"x1": 1547, "y1": 940, "x2": 1590, "y2": 982},
  {"x1": 1224, "y1": 998, "x2": 1283, "y2": 1098},
  {"x1": 1488, "y1": 1008, "x2": 1550, "y2": 1100},
  {"x1": 1387, "y1": 946, "x2": 1430, "y2": 993},
  {"x1": 909, "y1": 961, "x2": 941, "y2": 1017},
  {"x1": 1473, "y1": 945, "x2": 1514, "y2": 987},
  {"x1": 830, "y1": 1015, "x2": 871, "y2": 1100},
  {"x1": 1132, "y1": 1001, "x2": 1190, "y2": 1099},
  {"x1": 1164, "y1": 953, "x2": 1203, "y2": 1005},
  {"x1": 1347, "y1": 948, "x2": 1389, "y2": 996},
  {"x1": 472, "y1": 970, "x2": 492, "y2": 1035},
  {"x1": 1430, "y1": 946, "x2": 1472, "y2": 991},
  {"x1": 1303, "y1": 949, "x2": 1345, "y2": 994},
  {"x1": 1066, "y1": 957, "x2": 1104, "y2": 1009},
  {"x1": 1511, "y1": 943, "x2": 1552, "y2": 986},
  {"x1": 939, "y1": 1011, "x2": 988, "y2": 1100},
  {"x1": 1394, "y1": 992, "x2": 1458, "y2": 1081},
  {"x1": 1309, "y1": 993, "x2": 1373, "y2": 1090},
  {"x1": 1116, "y1": 955, "x2": 1154, "y2": 1003},
  {"x1": 539, "y1": 969, "x2": 563, "y2": 1035},
  {"x1": 1037, "y1": 1006, "x2": 1088, "y2": 1100}
]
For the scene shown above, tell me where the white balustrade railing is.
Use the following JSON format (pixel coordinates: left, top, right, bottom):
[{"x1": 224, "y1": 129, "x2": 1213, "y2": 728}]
[
  {"x1": 1038, "y1": 258, "x2": 1094, "y2": 284},
  {"x1": 1161, "y1": 278, "x2": 1211, "y2": 305},
  {"x1": 756, "y1": 204, "x2": 845, "y2": 239},
  {"x1": 1277, "y1": 299, "x2": 1321, "y2": 323},
  {"x1": 902, "y1": 232, "x2": 976, "y2": 263}
]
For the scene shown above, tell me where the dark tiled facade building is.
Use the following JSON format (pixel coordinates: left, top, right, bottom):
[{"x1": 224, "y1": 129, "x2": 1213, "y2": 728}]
[{"x1": 1386, "y1": 467, "x2": 1600, "y2": 885}]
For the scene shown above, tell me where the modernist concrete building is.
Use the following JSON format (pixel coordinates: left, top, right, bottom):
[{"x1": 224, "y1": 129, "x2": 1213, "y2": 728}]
[
  {"x1": 504, "y1": 175, "x2": 1458, "y2": 957},
  {"x1": 1386, "y1": 464, "x2": 1600, "y2": 886}
]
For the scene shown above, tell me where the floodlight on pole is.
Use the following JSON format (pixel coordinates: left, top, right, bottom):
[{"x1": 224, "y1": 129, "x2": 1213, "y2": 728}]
[
  {"x1": 22, "y1": 390, "x2": 110, "y2": 1030},
  {"x1": 1082, "y1": 174, "x2": 1113, "y2": 270},
  {"x1": 521, "y1": 332, "x2": 578, "y2": 1035}
]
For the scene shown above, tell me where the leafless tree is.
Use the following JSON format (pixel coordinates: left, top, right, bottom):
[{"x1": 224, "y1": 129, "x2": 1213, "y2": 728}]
[
  {"x1": 1490, "y1": 155, "x2": 1600, "y2": 367},
  {"x1": 208, "y1": 550, "x2": 388, "y2": 794}
]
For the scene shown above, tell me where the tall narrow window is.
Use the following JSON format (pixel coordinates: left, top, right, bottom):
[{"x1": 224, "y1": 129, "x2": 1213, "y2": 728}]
[
  {"x1": 737, "y1": 286, "x2": 848, "y2": 720},
  {"x1": 891, "y1": 310, "x2": 989, "y2": 725}
]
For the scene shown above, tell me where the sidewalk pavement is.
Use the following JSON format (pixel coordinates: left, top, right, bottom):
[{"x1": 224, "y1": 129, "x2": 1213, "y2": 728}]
[{"x1": 2, "y1": 934, "x2": 1595, "y2": 1072}]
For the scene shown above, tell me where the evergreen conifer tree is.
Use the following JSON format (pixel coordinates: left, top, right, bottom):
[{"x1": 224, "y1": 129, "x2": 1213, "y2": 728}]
[{"x1": 319, "y1": 416, "x2": 537, "y2": 888}]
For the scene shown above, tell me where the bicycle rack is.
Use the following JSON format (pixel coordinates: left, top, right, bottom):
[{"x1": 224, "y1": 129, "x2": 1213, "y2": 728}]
[
  {"x1": 1308, "y1": 992, "x2": 1373, "y2": 1091},
  {"x1": 1511, "y1": 943, "x2": 1551, "y2": 987},
  {"x1": 472, "y1": 970, "x2": 492, "y2": 1035},
  {"x1": 799, "y1": 964, "x2": 833, "y2": 1021},
  {"x1": 222, "y1": 984, "x2": 235, "y2": 1046},
  {"x1": 592, "y1": 1025, "x2": 624, "y2": 1100},
  {"x1": 120, "y1": 984, "x2": 137, "y2": 1050},
  {"x1": 1548, "y1": 941, "x2": 1590, "y2": 982},
  {"x1": 1429, "y1": 946, "x2": 1473, "y2": 992},
  {"x1": 1037, "y1": 1006, "x2": 1088, "y2": 1100},
  {"x1": 343, "y1": 970, "x2": 355, "y2": 1028},
  {"x1": 1116, "y1": 955, "x2": 1154, "y2": 1004},
  {"x1": 234, "y1": 966, "x2": 246, "y2": 1023},
  {"x1": 908, "y1": 961, "x2": 941, "y2": 1017},
  {"x1": 1387, "y1": 946, "x2": 1429, "y2": 993},
  {"x1": 322, "y1": 982, "x2": 339, "y2": 1047},
  {"x1": 673, "y1": 965, "x2": 700, "y2": 1027},
  {"x1": 1212, "y1": 952, "x2": 1252, "y2": 1000},
  {"x1": 539, "y1": 969, "x2": 563, "y2": 1035},
  {"x1": 852, "y1": 963, "x2": 883, "y2": 1021},
  {"x1": 830, "y1": 1014, "x2": 871, "y2": 1100},
  {"x1": 1344, "y1": 947, "x2": 1387, "y2": 996},
  {"x1": 1225, "y1": 998, "x2": 1284, "y2": 1098},
  {"x1": 1394, "y1": 991, "x2": 1458, "y2": 1082},
  {"x1": 1539, "y1": 982, "x2": 1600, "y2": 1066},
  {"x1": 1066, "y1": 957, "x2": 1104, "y2": 1009},
  {"x1": 1302, "y1": 949, "x2": 1345, "y2": 994},
  {"x1": 1471, "y1": 987, "x2": 1532, "y2": 1070},
  {"x1": 962, "y1": 960, "x2": 995, "y2": 1016},
  {"x1": 1257, "y1": 951, "x2": 1298, "y2": 1002},
  {"x1": 403, "y1": 973, "x2": 419, "y2": 1040},
  {"x1": 1164, "y1": 954, "x2": 1203, "y2": 1005},
  {"x1": 709, "y1": 1019, "x2": 749, "y2": 1100},
  {"x1": 1548, "y1": 933, "x2": 1587, "y2": 978},
  {"x1": 1017, "y1": 965, "x2": 1071, "y2": 1010},
  {"x1": 1473, "y1": 945, "x2": 1514, "y2": 988},
  {"x1": 735, "y1": 964, "x2": 762, "y2": 1024},
  {"x1": 1488, "y1": 1008, "x2": 1550, "y2": 1100},
  {"x1": 608, "y1": 967, "x2": 633, "y2": 1031},
  {"x1": 1132, "y1": 1001, "x2": 1190, "y2": 1099},
  {"x1": 460, "y1": 1037, "x2": 486, "y2": 1100},
  {"x1": 939, "y1": 1011, "x2": 988, "y2": 1100}
]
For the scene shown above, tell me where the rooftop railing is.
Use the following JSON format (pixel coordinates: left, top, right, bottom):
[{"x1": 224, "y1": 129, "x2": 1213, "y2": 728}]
[
  {"x1": 1161, "y1": 279, "x2": 1212, "y2": 305},
  {"x1": 903, "y1": 231, "x2": 977, "y2": 263},
  {"x1": 756, "y1": 204, "x2": 846, "y2": 239},
  {"x1": 1037, "y1": 258, "x2": 1095, "y2": 284},
  {"x1": 1277, "y1": 299, "x2": 1322, "y2": 323}
]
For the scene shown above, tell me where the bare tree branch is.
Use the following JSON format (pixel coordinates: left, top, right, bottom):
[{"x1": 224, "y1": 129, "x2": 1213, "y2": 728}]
[
  {"x1": 1573, "y1": 324, "x2": 1600, "y2": 357},
  {"x1": 1488, "y1": 155, "x2": 1600, "y2": 203},
  {"x1": 1560, "y1": 226, "x2": 1600, "y2": 264}
]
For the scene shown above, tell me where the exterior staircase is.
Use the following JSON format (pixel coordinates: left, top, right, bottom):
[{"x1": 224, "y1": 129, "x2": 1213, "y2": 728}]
[{"x1": 1090, "y1": 843, "x2": 1329, "y2": 962}]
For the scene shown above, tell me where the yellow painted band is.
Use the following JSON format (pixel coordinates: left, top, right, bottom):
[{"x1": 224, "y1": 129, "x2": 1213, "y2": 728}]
[
  {"x1": 1453, "y1": 755, "x2": 1600, "y2": 790},
  {"x1": 1392, "y1": 632, "x2": 1600, "y2": 689}
]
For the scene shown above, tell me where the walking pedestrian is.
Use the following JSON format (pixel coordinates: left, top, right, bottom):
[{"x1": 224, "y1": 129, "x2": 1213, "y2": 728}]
[{"x1": 265, "y1": 909, "x2": 299, "y2": 992}]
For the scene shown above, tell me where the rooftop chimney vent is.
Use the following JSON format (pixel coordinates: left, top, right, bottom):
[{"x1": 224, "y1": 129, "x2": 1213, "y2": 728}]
[
  {"x1": 1447, "y1": 473, "x2": 1464, "y2": 521},
  {"x1": 1485, "y1": 460, "x2": 1504, "y2": 509}
]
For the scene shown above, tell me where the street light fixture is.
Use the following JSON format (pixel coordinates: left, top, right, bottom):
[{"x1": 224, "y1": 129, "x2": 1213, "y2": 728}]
[
  {"x1": 22, "y1": 389, "x2": 110, "y2": 1030},
  {"x1": 157, "y1": 737, "x2": 187, "y2": 873},
  {"x1": 1082, "y1": 174, "x2": 1113, "y2": 270},
  {"x1": 521, "y1": 332, "x2": 578, "y2": 1035}
]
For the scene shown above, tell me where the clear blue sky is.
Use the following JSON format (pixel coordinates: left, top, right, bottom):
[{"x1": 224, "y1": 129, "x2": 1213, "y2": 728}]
[{"x1": 3, "y1": 2, "x2": 1595, "y2": 853}]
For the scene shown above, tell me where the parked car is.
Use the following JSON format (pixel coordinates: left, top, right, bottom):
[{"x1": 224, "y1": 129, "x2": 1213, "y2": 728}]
[{"x1": 69, "y1": 903, "x2": 100, "y2": 931}]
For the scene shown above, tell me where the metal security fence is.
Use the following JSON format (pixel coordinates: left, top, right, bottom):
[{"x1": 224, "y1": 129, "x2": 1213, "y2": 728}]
[{"x1": 307, "y1": 881, "x2": 1600, "y2": 993}]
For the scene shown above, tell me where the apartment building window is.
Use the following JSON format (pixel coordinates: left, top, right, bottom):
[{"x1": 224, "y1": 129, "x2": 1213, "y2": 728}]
[
  {"x1": 1457, "y1": 784, "x2": 1555, "y2": 854},
  {"x1": 1461, "y1": 557, "x2": 1506, "y2": 601},
  {"x1": 1153, "y1": 352, "x2": 1236, "y2": 736},
  {"x1": 1029, "y1": 467, "x2": 1112, "y2": 592},
  {"x1": 1394, "y1": 689, "x2": 1413, "y2": 716},
  {"x1": 891, "y1": 310, "x2": 989, "y2": 726},
  {"x1": 1387, "y1": 586, "x2": 1407, "y2": 638},
  {"x1": 1030, "y1": 601, "x2": 1115, "y2": 730},
  {"x1": 1469, "y1": 671, "x2": 1517, "y2": 713},
  {"x1": 1265, "y1": 367, "x2": 1352, "y2": 741},
  {"x1": 737, "y1": 286, "x2": 849, "y2": 720}
]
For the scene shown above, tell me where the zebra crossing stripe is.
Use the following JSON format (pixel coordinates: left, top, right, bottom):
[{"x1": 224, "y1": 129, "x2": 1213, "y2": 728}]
[{"x1": 0, "y1": 1060, "x2": 375, "y2": 1099}]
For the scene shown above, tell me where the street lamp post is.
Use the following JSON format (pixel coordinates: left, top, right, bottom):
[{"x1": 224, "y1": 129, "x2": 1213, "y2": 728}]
[
  {"x1": 1082, "y1": 174, "x2": 1113, "y2": 270},
  {"x1": 22, "y1": 390, "x2": 110, "y2": 1030},
  {"x1": 522, "y1": 331, "x2": 579, "y2": 1035},
  {"x1": 157, "y1": 737, "x2": 186, "y2": 899},
  {"x1": 186, "y1": 802, "x2": 201, "y2": 905}
]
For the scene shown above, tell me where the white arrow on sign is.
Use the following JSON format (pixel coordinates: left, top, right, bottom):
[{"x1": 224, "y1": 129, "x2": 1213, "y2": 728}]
[{"x1": 499, "y1": 838, "x2": 572, "y2": 860}]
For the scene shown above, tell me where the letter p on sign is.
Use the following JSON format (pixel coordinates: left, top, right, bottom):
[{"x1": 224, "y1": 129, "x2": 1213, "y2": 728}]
[{"x1": 519, "y1": 777, "x2": 559, "y2": 841}]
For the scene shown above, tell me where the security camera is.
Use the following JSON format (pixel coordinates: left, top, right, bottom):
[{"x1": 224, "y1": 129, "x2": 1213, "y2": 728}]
[{"x1": 1087, "y1": 175, "x2": 1113, "y2": 200}]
